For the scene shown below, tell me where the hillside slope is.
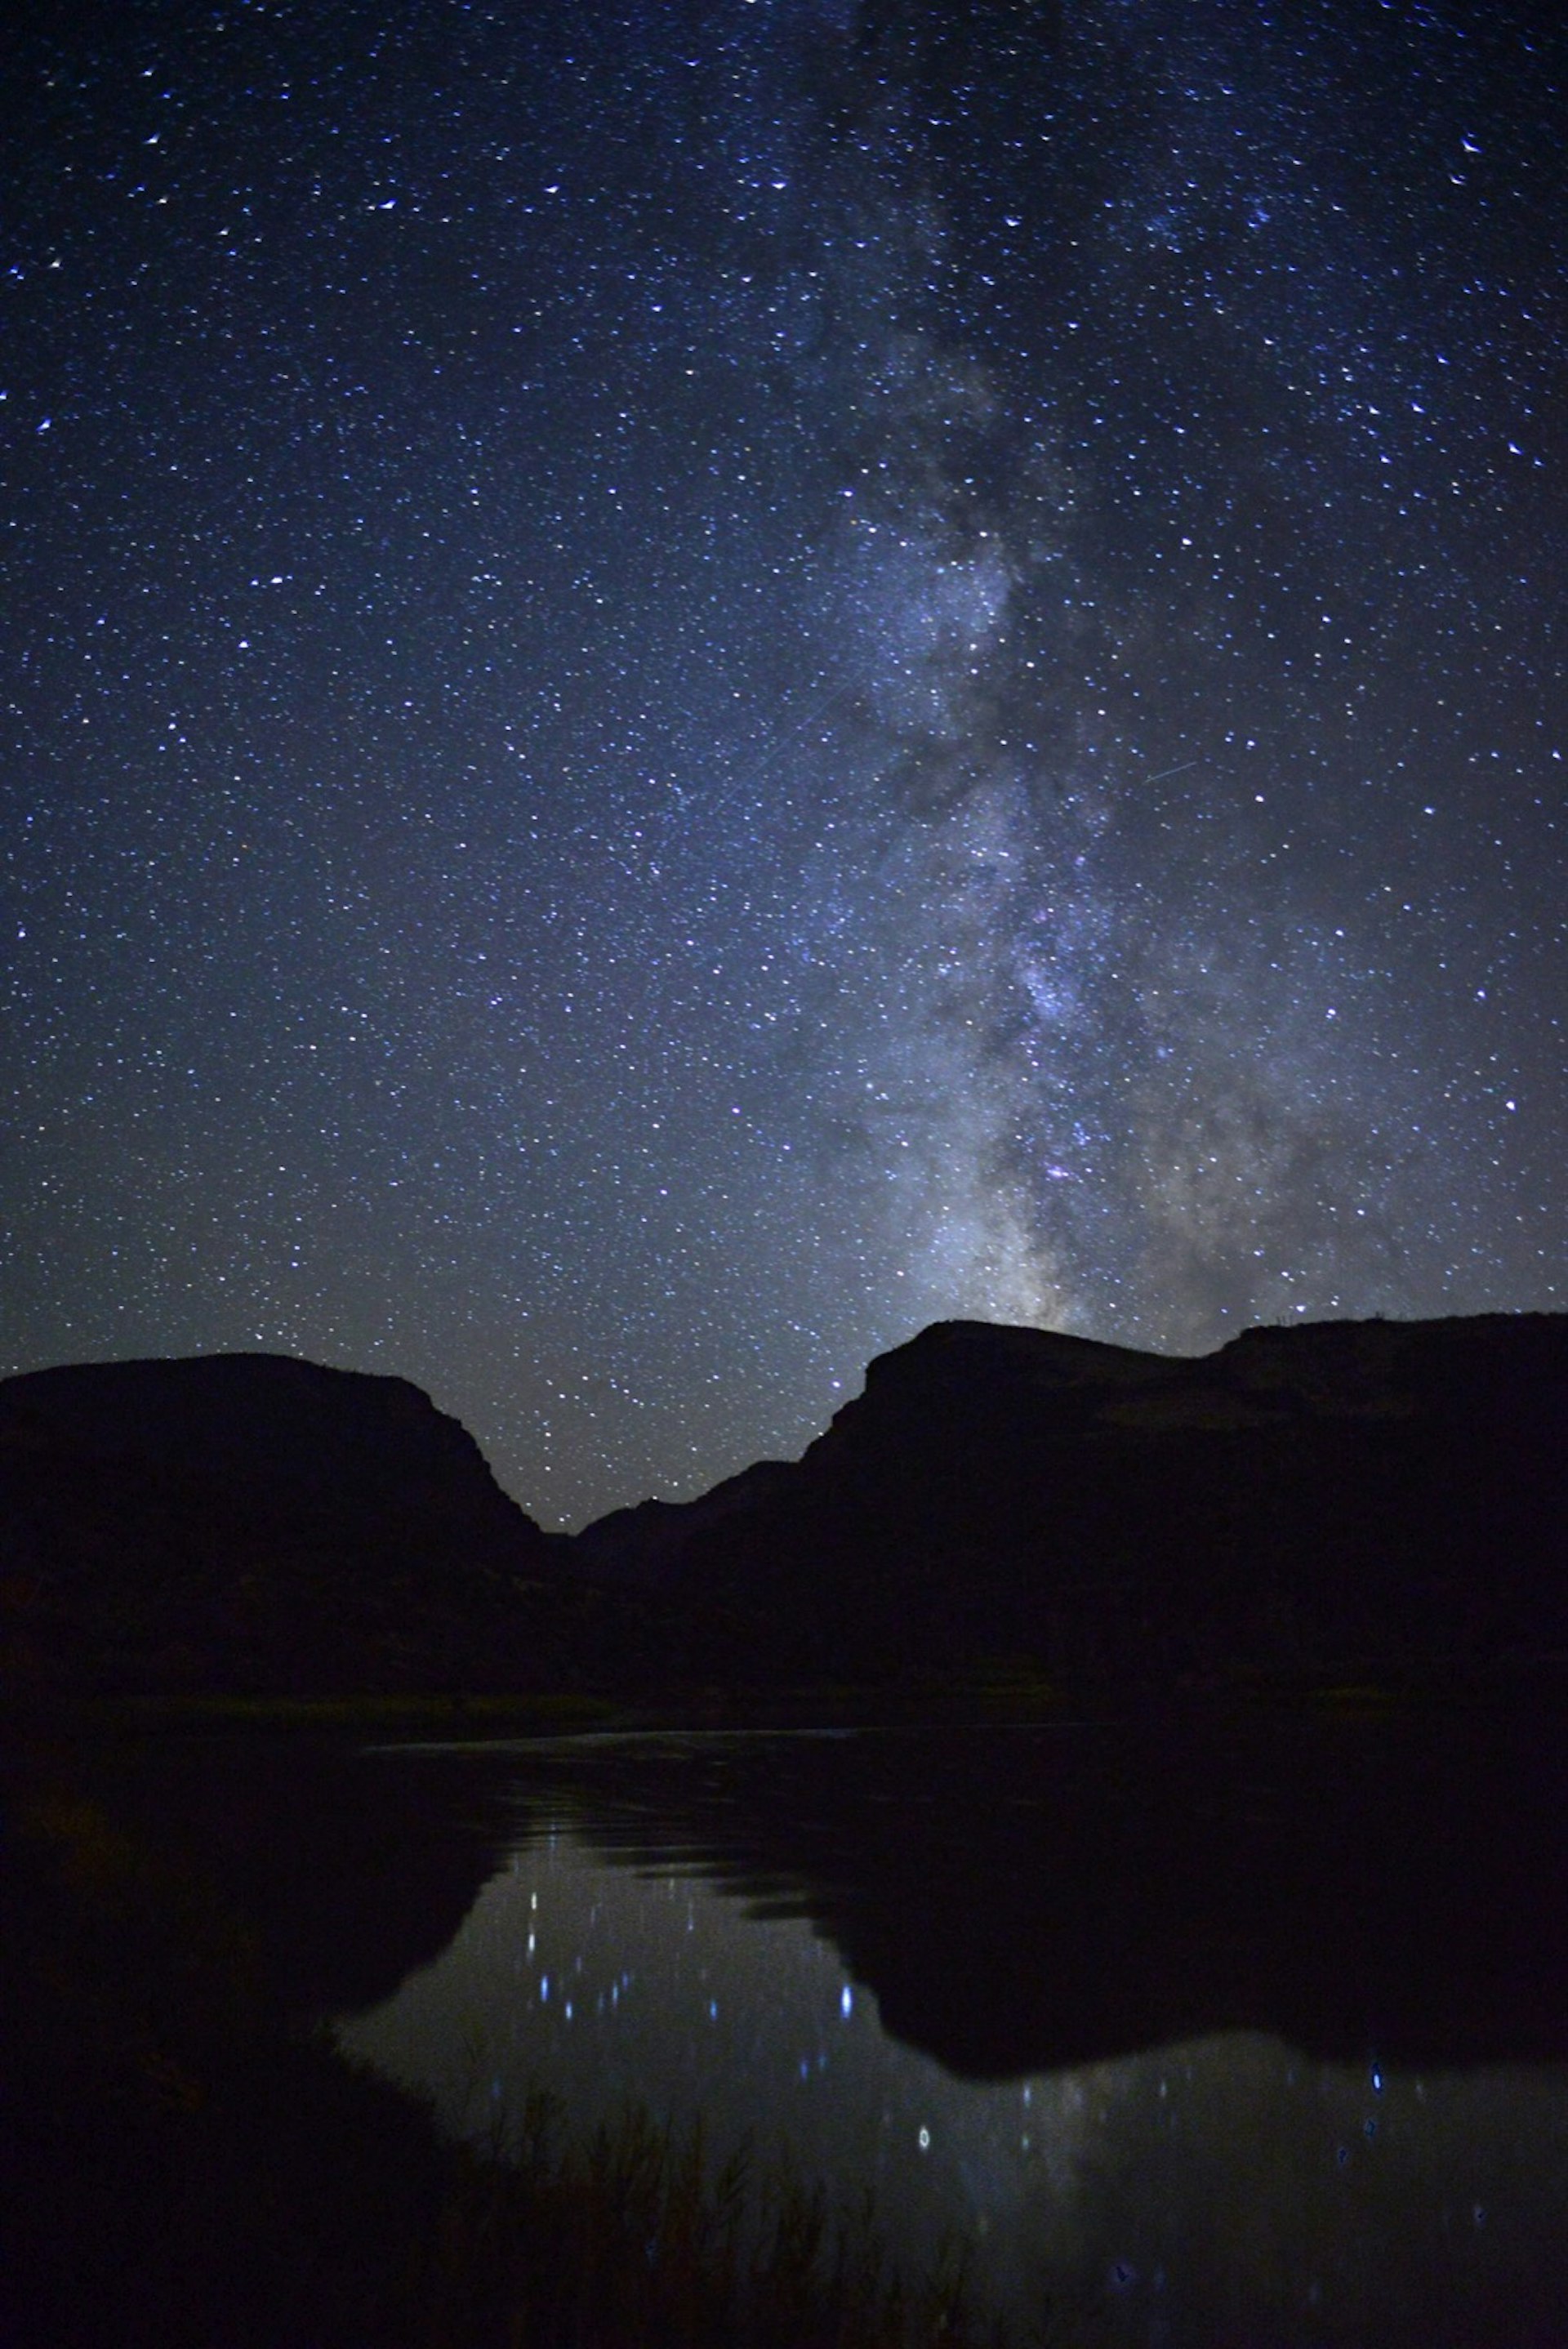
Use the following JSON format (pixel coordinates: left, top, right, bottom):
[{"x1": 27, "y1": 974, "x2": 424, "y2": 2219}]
[
  {"x1": 0, "y1": 1353, "x2": 571, "y2": 1696},
  {"x1": 577, "y1": 1313, "x2": 1568, "y2": 1686}
]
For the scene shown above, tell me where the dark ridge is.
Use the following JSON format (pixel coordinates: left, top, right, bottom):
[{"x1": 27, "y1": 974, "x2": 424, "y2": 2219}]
[
  {"x1": 0, "y1": 1351, "x2": 572, "y2": 1699},
  {"x1": 4, "y1": 1312, "x2": 1567, "y2": 1699},
  {"x1": 573, "y1": 1457, "x2": 796, "y2": 1583},
  {"x1": 576, "y1": 1310, "x2": 1568, "y2": 1689},
  {"x1": 0, "y1": 1352, "x2": 522, "y2": 1525}
]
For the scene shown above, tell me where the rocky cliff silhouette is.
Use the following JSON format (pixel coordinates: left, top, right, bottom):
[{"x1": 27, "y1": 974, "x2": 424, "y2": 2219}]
[
  {"x1": 577, "y1": 1312, "x2": 1568, "y2": 1687},
  {"x1": 0, "y1": 1353, "x2": 572, "y2": 1696},
  {"x1": 4, "y1": 1313, "x2": 1566, "y2": 1696}
]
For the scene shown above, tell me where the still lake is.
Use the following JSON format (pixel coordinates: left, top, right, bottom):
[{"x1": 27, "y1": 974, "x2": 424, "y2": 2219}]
[{"x1": 334, "y1": 1714, "x2": 1568, "y2": 2344}]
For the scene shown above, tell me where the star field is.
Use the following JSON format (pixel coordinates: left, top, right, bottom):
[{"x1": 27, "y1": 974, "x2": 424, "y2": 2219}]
[{"x1": 3, "y1": 0, "x2": 1565, "y2": 1525}]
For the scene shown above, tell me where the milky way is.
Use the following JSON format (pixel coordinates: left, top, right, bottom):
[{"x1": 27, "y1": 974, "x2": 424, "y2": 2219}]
[{"x1": 4, "y1": 1, "x2": 1564, "y2": 1523}]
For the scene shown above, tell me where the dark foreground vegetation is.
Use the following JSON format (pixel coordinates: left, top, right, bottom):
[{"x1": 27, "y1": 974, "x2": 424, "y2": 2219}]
[{"x1": 2, "y1": 1736, "x2": 1011, "y2": 2349}]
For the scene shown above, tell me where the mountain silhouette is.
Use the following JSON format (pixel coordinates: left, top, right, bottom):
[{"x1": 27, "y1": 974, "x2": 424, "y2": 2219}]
[
  {"x1": 576, "y1": 1312, "x2": 1568, "y2": 1687},
  {"x1": 0, "y1": 1352, "x2": 572, "y2": 1696},
  {"x1": 5, "y1": 1313, "x2": 1567, "y2": 1696}
]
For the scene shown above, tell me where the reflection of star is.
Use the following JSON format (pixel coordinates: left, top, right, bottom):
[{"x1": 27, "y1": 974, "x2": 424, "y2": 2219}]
[{"x1": 342, "y1": 1821, "x2": 1568, "y2": 2338}]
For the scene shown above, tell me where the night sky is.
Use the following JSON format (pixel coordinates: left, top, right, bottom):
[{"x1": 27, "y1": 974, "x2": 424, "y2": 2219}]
[{"x1": 5, "y1": 0, "x2": 1565, "y2": 1527}]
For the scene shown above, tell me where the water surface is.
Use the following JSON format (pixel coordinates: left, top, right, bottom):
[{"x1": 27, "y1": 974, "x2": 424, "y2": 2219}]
[{"x1": 337, "y1": 1718, "x2": 1568, "y2": 2343}]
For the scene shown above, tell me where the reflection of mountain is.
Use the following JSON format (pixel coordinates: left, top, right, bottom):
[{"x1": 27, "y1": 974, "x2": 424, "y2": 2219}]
[
  {"x1": 577, "y1": 1313, "x2": 1568, "y2": 1685},
  {"x1": 91, "y1": 1735, "x2": 530, "y2": 2017},
  {"x1": 478, "y1": 1720, "x2": 1568, "y2": 2074},
  {"x1": 47, "y1": 1710, "x2": 1568, "y2": 2088}
]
